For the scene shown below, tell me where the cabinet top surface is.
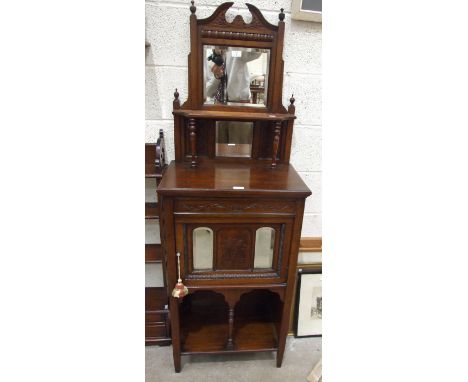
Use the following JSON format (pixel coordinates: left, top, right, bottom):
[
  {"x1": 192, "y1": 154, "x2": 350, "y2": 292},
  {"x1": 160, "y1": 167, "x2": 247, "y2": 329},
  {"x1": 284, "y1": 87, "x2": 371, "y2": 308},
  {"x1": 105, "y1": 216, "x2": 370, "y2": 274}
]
[{"x1": 157, "y1": 161, "x2": 311, "y2": 198}]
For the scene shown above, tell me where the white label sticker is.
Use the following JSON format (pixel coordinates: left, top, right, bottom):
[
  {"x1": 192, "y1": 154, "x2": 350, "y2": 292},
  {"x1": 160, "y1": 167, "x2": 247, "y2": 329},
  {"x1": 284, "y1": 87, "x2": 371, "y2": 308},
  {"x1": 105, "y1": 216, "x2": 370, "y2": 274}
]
[
  {"x1": 231, "y1": 50, "x2": 242, "y2": 57},
  {"x1": 228, "y1": 143, "x2": 236, "y2": 146},
  {"x1": 233, "y1": 186, "x2": 245, "y2": 190}
]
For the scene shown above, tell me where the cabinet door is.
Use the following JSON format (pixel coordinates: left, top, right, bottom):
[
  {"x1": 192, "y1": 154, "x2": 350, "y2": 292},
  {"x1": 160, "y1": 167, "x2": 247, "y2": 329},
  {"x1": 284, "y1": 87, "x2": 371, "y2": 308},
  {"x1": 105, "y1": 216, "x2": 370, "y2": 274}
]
[{"x1": 175, "y1": 219, "x2": 293, "y2": 285}]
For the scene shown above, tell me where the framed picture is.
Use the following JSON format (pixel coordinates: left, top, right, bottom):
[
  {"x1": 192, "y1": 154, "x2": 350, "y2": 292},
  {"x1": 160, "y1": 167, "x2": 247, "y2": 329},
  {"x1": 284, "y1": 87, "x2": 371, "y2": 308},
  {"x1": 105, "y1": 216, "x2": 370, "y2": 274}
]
[
  {"x1": 291, "y1": 0, "x2": 322, "y2": 23},
  {"x1": 294, "y1": 268, "x2": 322, "y2": 337}
]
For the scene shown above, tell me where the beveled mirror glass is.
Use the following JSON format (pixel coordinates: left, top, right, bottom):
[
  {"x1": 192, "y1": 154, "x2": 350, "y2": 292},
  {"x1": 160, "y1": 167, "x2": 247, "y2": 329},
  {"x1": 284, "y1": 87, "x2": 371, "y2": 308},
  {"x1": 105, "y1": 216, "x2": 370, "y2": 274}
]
[
  {"x1": 193, "y1": 227, "x2": 214, "y2": 270},
  {"x1": 203, "y1": 45, "x2": 269, "y2": 107},
  {"x1": 254, "y1": 227, "x2": 275, "y2": 268},
  {"x1": 216, "y1": 121, "x2": 253, "y2": 157}
]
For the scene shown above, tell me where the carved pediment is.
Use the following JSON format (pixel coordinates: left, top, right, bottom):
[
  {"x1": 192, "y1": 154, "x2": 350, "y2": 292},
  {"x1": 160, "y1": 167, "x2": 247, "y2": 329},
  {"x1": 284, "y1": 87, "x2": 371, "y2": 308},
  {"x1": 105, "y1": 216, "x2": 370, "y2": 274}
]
[{"x1": 198, "y1": 2, "x2": 278, "y2": 34}]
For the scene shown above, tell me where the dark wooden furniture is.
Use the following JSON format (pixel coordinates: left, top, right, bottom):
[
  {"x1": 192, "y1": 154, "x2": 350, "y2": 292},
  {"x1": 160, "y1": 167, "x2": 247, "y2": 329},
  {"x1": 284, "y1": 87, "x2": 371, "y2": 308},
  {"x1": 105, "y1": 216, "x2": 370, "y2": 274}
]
[
  {"x1": 145, "y1": 131, "x2": 171, "y2": 346},
  {"x1": 157, "y1": 2, "x2": 311, "y2": 372}
]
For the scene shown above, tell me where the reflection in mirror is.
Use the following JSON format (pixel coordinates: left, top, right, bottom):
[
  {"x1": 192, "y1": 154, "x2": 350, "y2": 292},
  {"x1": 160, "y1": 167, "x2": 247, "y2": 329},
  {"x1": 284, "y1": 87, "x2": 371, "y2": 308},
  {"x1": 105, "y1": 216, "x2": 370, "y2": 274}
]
[
  {"x1": 204, "y1": 45, "x2": 269, "y2": 107},
  {"x1": 193, "y1": 227, "x2": 214, "y2": 270},
  {"x1": 216, "y1": 121, "x2": 253, "y2": 157},
  {"x1": 254, "y1": 227, "x2": 275, "y2": 268}
]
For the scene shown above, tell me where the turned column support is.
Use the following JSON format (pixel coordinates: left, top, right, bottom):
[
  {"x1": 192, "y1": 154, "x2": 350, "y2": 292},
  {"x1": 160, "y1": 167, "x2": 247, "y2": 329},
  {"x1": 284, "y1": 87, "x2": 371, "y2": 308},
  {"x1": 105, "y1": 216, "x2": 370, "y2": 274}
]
[
  {"x1": 189, "y1": 118, "x2": 197, "y2": 167},
  {"x1": 271, "y1": 121, "x2": 281, "y2": 168},
  {"x1": 226, "y1": 306, "x2": 235, "y2": 350},
  {"x1": 224, "y1": 291, "x2": 239, "y2": 350}
]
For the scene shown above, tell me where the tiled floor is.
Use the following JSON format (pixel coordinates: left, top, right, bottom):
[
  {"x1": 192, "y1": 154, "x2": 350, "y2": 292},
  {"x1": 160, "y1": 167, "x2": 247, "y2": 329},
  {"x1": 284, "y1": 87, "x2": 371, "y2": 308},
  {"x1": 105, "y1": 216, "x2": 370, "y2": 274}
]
[{"x1": 146, "y1": 336, "x2": 322, "y2": 382}]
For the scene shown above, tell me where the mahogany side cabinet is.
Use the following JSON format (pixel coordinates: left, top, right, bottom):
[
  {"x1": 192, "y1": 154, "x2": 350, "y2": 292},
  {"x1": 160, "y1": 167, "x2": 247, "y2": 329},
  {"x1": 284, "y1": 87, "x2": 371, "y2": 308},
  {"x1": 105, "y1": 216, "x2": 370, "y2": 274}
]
[{"x1": 155, "y1": 2, "x2": 311, "y2": 372}]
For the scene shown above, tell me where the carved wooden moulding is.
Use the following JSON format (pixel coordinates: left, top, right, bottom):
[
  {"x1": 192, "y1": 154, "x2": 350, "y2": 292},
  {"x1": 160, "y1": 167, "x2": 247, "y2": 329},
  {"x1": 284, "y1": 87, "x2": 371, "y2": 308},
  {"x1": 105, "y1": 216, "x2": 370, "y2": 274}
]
[
  {"x1": 174, "y1": 199, "x2": 297, "y2": 214},
  {"x1": 198, "y1": 2, "x2": 279, "y2": 34},
  {"x1": 201, "y1": 30, "x2": 274, "y2": 42}
]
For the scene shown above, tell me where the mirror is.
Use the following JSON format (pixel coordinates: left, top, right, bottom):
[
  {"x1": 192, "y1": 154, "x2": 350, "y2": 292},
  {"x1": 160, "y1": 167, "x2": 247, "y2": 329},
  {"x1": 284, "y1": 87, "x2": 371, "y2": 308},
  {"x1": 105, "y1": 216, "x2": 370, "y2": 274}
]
[
  {"x1": 254, "y1": 227, "x2": 275, "y2": 268},
  {"x1": 193, "y1": 227, "x2": 214, "y2": 270},
  {"x1": 216, "y1": 121, "x2": 253, "y2": 157},
  {"x1": 203, "y1": 45, "x2": 269, "y2": 107}
]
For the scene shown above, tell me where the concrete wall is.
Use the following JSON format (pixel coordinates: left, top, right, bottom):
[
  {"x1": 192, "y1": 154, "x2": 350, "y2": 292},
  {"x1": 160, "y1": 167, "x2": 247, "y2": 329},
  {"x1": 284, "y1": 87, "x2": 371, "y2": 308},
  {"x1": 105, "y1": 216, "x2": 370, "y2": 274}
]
[{"x1": 145, "y1": 0, "x2": 321, "y2": 237}]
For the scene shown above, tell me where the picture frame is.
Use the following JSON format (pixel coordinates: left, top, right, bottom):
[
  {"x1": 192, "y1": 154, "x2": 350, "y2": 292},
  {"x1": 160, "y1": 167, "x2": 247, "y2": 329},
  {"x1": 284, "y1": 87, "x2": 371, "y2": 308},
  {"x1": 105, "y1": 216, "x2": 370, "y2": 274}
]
[
  {"x1": 294, "y1": 267, "x2": 322, "y2": 337},
  {"x1": 291, "y1": 0, "x2": 322, "y2": 23}
]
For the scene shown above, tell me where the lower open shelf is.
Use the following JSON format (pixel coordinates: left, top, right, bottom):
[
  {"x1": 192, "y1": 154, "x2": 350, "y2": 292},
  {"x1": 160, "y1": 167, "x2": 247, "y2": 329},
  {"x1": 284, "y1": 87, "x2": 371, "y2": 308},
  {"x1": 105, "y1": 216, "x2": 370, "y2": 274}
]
[{"x1": 180, "y1": 289, "x2": 282, "y2": 354}]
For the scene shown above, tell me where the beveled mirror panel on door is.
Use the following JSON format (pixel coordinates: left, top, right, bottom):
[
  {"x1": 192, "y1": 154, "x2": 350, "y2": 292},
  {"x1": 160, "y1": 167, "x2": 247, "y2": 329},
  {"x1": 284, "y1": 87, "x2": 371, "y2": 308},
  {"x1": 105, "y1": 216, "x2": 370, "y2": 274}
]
[
  {"x1": 178, "y1": 221, "x2": 292, "y2": 283},
  {"x1": 216, "y1": 121, "x2": 253, "y2": 157},
  {"x1": 193, "y1": 227, "x2": 214, "y2": 270},
  {"x1": 254, "y1": 227, "x2": 275, "y2": 268},
  {"x1": 203, "y1": 45, "x2": 270, "y2": 107}
]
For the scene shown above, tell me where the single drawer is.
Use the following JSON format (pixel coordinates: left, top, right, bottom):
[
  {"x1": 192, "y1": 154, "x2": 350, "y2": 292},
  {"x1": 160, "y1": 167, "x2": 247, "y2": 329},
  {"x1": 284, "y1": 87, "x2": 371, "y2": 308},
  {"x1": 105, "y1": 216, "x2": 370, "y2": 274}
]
[{"x1": 174, "y1": 198, "x2": 296, "y2": 215}]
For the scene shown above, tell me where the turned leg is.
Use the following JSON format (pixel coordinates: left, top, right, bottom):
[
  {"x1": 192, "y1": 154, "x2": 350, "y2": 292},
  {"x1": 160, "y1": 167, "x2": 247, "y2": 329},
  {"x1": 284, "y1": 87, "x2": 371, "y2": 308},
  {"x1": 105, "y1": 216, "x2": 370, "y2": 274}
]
[
  {"x1": 226, "y1": 306, "x2": 235, "y2": 350},
  {"x1": 271, "y1": 121, "x2": 281, "y2": 168},
  {"x1": 189, "y1": 118, "x2": 197, "y2": 168}
]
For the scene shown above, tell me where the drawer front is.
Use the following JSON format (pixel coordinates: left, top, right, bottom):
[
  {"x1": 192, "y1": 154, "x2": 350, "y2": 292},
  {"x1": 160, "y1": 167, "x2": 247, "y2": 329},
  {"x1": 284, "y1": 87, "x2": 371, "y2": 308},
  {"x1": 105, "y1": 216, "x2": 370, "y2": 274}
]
[
  {"x1": 145, "y1": 312, "x2": 166, "y2": 324},
  {"x1": 145, "y1": 323, "x2": 168, "y2": 339},
  {"x1": 174, "y1": 198, "x2": 296, "y2": 215}
]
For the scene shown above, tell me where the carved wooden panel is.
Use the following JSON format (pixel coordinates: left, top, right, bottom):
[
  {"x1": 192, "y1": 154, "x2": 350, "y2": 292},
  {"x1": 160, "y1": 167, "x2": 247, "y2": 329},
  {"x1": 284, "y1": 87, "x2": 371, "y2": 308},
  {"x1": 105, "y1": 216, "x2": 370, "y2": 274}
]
[
  {"x1": 175, "y1": 199, "x2": 296, "y2": 214},
  {"x1": 198, "y1": 3, "x2": 278, "y2": 35},
  {"x1": 201, "y1": 30, "x2": 274, "y2": 42},
  {"x1": 216, "y1": 227, "x2": 252, "y2": 270}
]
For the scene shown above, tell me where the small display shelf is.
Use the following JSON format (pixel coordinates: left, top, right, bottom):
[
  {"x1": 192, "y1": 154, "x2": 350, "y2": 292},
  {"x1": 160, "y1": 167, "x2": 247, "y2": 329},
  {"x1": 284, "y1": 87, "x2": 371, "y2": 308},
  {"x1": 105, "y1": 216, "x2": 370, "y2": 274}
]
[
  {"x1": 145, "y1": 202, "x2": 159, "y2": 219},
  {"x1": 234, "y1": 290, "x2": 281, "y2": 351},
  {"x1": 180, "y1": 291, "x2": 229, "y2": 353},
  {"x1": 173, "y1": 109, "x2": 295, "y2": 121},
  {"x1": 145, "y1": 243, "x2": 162, "y2": 263},
  {"x1": 179, "y1": 289, "x2": 282, "y2": 354}
]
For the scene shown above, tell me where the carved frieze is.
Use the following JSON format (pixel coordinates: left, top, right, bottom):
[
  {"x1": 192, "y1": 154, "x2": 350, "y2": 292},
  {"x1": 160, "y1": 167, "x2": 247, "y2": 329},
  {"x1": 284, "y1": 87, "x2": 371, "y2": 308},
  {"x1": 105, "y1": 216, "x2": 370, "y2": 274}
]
[
  {"x1": 175, "y1": 200, "x2": 296, "y2": 214},
  {"x1": 186, "y1": 271, "x2": 279, "y2": 280},
  {"x1": 201, "y1": 29, "x2": 274, "y2": 42}
]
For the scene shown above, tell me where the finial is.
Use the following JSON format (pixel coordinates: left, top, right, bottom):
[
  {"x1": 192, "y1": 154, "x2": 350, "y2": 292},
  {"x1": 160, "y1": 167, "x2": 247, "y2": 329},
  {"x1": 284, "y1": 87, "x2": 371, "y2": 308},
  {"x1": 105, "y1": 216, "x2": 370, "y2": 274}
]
[
  {"x1": 279, "y1": 8, "x2": 285, "y2": 21},
  {"x1": 288, "y1": 93, "x2": 296, "y2": 114},
  {"x1": 190, "y1": 0, "x2": 196, "y2": 14},
  {"x1": 159, "y1": 128, "x2": 164, "y2": 138},
  {"x1": 173, "y1": 88, "x2": 181, "y2": 110}
]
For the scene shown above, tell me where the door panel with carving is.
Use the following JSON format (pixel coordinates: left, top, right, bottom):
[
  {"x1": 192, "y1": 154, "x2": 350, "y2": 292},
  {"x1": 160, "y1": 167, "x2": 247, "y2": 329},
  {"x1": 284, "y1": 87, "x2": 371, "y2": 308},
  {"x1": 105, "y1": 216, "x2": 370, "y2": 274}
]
[{"x1": 175, "y1": 219, "x2": 293, "y2": 285}]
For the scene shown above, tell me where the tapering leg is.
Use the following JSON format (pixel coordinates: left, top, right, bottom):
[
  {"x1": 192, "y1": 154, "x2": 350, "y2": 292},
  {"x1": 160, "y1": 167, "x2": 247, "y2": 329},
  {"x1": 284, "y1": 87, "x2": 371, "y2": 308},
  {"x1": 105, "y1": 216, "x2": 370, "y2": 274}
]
[
  {"x1": 169, "y1": 298, "x2": 182, "y2": 372},
  {"x1": 189, "y1": 118, "x2": 197, "y2": 168},
  {"x1": 276, "y1": 321, "x2": 285, "y2": 367},
  {"x1": 271, "y1": 121, "x2": 281, "y2": 168},
  {"x1": 276, "y1": 344, "x2": 285, "y2": 367},
  {"x1": 276, "y1": 296, "x2": 292, "y2": 367}
]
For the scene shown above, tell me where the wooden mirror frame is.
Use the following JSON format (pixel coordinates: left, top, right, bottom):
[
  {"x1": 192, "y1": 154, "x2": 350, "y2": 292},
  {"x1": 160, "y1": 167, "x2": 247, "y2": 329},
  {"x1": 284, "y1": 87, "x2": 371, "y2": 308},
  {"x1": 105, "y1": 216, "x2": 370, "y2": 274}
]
[{"x1": 183, "y1": 1, "x2": 288, "y2": 114}]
